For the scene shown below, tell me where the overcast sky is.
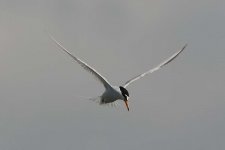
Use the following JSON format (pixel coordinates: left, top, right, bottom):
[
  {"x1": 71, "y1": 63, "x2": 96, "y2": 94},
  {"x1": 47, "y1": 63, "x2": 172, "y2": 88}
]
[{"x1": 0, "y1": 0, "x2": 225, "y2": 150}]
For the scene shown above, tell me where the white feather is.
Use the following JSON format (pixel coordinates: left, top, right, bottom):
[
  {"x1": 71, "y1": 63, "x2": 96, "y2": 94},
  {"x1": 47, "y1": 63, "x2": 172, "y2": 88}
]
[
  {"x1": 47, "y1": 33, "x2": 112, "y2": 89},
  {"x1": 123, "y1": 44, "x2": 187, "y2": 88}
]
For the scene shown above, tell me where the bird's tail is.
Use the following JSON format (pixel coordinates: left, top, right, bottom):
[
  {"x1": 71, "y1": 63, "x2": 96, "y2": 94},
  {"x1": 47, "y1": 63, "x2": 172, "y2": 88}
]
[
  {"x1": 89, "y1": 96, "x2": 102, "y2": 104},
  {"x1": 89, "y1": 96, "x2": 121, "y2": 109}
]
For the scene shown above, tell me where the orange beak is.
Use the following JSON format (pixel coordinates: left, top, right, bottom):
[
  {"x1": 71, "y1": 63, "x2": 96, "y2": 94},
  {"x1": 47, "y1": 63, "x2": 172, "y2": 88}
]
[{"x1": 124, "y1": 100, "x2": 129, "y2": 111}]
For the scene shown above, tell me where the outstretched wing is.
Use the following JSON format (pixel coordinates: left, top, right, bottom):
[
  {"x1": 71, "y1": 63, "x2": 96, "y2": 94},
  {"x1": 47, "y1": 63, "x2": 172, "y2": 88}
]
[
  {"x1": 123, "y1": 44, "x2": 187, "y2": 88},
  {"x1": 48, "y1": 33, "x2": 112, "y2": 89}
]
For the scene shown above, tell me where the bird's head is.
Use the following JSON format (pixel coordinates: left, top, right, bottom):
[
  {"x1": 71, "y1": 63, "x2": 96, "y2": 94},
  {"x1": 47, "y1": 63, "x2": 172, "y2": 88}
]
[{"x1": 119, "y1": 86, "x2": 130, "y2": 111}]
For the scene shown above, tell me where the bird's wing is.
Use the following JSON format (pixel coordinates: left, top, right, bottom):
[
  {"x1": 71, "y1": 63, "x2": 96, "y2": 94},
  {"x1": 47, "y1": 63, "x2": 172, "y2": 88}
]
[
  {"x1": 48, "y1": 33, "x2": 112, "y2": 89},
  {"x1": 123, "y1": 44, "x2": 187, "y2": 88}
]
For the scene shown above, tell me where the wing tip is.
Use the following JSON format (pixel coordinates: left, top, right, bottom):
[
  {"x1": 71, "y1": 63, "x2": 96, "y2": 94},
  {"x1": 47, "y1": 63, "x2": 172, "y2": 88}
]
[
  {"x1": 175, "y1": 43, "x2": 187, "y2": 57},
  {"x1": 182, "y1": 43, "x2": 188, "y2": 51}
]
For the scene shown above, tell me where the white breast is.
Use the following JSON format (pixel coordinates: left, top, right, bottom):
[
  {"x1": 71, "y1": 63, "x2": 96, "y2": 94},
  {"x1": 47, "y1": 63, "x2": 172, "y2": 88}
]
[{"x1": 101, "y1": 86, "x2": 123, "y2": 104}]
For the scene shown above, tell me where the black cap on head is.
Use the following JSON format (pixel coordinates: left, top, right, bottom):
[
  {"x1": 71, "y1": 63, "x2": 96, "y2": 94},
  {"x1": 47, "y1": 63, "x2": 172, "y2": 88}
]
[{"x1": 119, "y1": 86, "x2": 129, "y2": 98}]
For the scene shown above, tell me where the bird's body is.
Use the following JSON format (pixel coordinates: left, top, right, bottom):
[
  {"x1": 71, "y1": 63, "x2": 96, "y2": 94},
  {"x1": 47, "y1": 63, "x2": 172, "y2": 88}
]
[
  {"x1": 101, "y1": 86, "x2": 123, "y2": 104},
  {"x1": 48, "y1": 33, "x2": 186, "y2": 111}
]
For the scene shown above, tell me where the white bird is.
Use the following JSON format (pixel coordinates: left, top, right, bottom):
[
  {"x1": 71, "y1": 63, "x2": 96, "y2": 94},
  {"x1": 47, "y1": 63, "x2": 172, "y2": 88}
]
[{"x1": 48, "y1": 34, "x2": 187, "y2": 111}]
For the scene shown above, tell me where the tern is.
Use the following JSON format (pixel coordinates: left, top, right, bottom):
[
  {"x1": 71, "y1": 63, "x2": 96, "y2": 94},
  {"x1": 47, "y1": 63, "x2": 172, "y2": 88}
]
[{"x1": 48, "y1": 34, "x2": 187, "y2": 111}]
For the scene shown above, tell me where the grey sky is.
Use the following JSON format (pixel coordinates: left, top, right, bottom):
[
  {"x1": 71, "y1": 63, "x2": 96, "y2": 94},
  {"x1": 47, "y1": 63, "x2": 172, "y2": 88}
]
[{"x1": 0, "y1": 0, "x2": 225, "y2": 150}]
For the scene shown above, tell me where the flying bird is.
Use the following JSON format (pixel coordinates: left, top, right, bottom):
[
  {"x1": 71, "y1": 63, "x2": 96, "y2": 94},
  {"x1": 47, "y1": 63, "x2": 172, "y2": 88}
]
[{"x1": 48, "y1": 34, "x2": 187, "y2": 111}]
